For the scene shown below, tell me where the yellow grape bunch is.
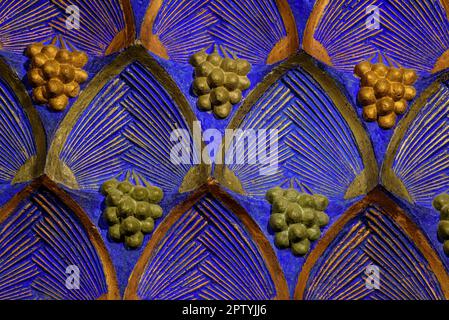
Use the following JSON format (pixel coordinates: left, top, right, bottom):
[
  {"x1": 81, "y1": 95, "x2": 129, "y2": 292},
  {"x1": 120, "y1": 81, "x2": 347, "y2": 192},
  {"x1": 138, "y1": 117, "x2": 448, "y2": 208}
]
[
  {"x1": 354, "y1": 59, "x2": 418, "y2": 129},
  {"x1": 26, "y1": 42, "x2": 89, "y2": 111},
  {"x1": 190, "y1": 47, "x2": 251, "y2": 119}
]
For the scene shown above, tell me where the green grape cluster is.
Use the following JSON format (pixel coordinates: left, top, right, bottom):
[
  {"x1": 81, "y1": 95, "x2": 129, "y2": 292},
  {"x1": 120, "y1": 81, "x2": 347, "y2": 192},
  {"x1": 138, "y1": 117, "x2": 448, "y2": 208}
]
[
  {"x1": 433, "y1": 193, "x2": 449, "y2": 255},
  {"x1": 190, "y1": 47, "x2": 251, "y2": 119},
  {"x1": 266, "y1": 187, "x2": 330, "y2": 256},
  {"x1": 101, "y1": 178, "x2": 164, "y2": 249}
]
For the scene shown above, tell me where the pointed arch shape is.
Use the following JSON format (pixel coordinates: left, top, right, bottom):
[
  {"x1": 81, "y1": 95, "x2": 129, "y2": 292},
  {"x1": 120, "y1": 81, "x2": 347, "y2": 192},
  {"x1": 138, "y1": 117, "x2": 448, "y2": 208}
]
[
  {"x1": 0, "y1": 175, "x2": 120, "y2": 300},
  {"x1": 216, "y1": 52, "x2": 378, "y2": 199},
  {"x1": 46, "y1": 45, "x2": 210, "y2": 192},
  {"x1": 294, "y1": 187, "x2": 449, "y2": 299},
  {"x1": 124, "y1": 178, "x2": 289, "y2": 300}
]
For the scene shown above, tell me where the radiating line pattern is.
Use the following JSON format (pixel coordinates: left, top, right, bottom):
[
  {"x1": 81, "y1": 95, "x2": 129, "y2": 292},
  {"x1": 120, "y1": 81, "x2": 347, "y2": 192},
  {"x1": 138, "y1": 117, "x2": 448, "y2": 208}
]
[
  {"x1": 59, "y1": 62, "x2": 197, "y2": 192},
  {"x1": 309, "y1": 0, "x2": 449, "y2": 73},
  {"x1": 304, "y1": 207, "x2": 445, "y2": 300},
  {"x1": 373, "y1": 0, "x2": 449, "y2": 73},
  {"x1": 0, "y1": 189, "x2": 108, "y2": 300},
  {"x1": 312, "y1": 0, "x2": 381, "y2": 71},
  {"x1": 0, "y1": 0, "x2": 58, "y2": 53},
  {"x1": 226, "y1": 68, "x2": 364, "y2": 198},
  {"x1": 0, "y1": 77, "x2": 37, "y2": 184},
  {"x1": 208, "y1": 0, "x2": 287, "y2": 64},
  {"x1": 50, "y1": 0, "x2": 130, "y2": 56},
  {"x1": 151, "y1": 0, "x2": 287, "y2": 64},
  {"x1": 0, "y1": 1, "x2": 129, "y2": 56},
  {"x1": 136, "y1": 196, "x2": 277, "y2": 300},
  {"x1": 392, "y1": 84, "x2": 449, "y2": 207},
  {"x1": 152, "y1": 0, "x2": 218, "y2": 63}
]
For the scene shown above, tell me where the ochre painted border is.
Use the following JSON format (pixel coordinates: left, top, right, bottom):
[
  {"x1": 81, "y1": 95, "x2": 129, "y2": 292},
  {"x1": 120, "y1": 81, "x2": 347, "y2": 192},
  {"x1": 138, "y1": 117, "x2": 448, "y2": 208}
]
[
  {"x1": 304, "y1": 0, "x2": 449, "y2": 73},
  {"x1": 0, "y1": 58, "x2": 46, "y2": 184},
  {"x1": 0, "y1": 175, "x2": 120, "y2": 300},
  {"x1": 267, "y1": 0, "x2": 300, "y2": 64},
  {"x1": 294, "y1": 187, "x2": 449, "y2": 299},
  {"x1": 124, "y1": 178, "x2": 290, "y2": 300}
]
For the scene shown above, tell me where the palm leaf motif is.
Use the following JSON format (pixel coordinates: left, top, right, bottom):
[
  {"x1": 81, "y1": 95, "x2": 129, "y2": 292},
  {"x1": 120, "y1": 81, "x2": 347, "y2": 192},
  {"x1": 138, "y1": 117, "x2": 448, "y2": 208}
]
[
  {"x1": 152, "y1": 0, "x2": 219, "y2": 63},
  {"x1": 143, "y1": 0, "x2": 296, "y2": 64},
  {"x1": 208, "y1": 0, "x2": 288, "y2": 64},
  {"x1": 305, "y1": 0, "x2": 449, "y2": 73},
  {"x1": 303, "y1": 207, "x2": 445, "y2": 300},
  {"x1": 373, "y1": 0, "x2": 449, "y2": 73},
  {"x1": 0, "y1": 0, "x2": 58, "y2": 53},
  {"x1": 388, "y1": 83, "x2": 449, "y2": 207},
  {"x1": 0, "y1": 76, "x2": 38, "y2": 184},
  {"x1": 224, "y1": 66, "x2": 367, "y2": 199},
  {"x1": 0, "y1": 183, "x2": 113, "y2": 300},
  {"x1": 50, "y1": 0, "x2": 133, "y2": 56},
  {"x1": 132, "y1": 195, "x2": 278, "y2": 300},
  {"x1": 0, "y1": 0, "x2": 132, "y2": 56},
  {"x1": 56, "y1": 61, "x2": 199, "y2": 192},
  {"x1": 305, "y1": 0, "x2": 381, "y2": 71}
]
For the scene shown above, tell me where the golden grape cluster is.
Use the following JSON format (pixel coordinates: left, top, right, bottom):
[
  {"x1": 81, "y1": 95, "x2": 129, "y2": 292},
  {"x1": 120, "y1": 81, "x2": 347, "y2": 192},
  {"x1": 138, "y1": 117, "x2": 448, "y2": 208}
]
[
  {"x1": 354, "y1": 60, "x2": 418, "y2": 129},
  {"x1": 26, "y1": 42, "x2": 89, "y2": 111},
  {"x1": 266, "y1": 187, "x2": 330, "y2": 256},
  {"x1": 190, "y1": 48, "x2": 251, "y2": 119},
  {"x1": 433, "y1": 193, "x2": 449, "y2": 255},
  {"x1": 102, "y1": 178, "x2": 164, "y2": 249}
]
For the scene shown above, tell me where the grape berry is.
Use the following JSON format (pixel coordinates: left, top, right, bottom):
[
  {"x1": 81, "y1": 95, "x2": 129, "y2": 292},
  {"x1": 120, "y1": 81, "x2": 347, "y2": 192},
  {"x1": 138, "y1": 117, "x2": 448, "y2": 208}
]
[
  {"x1": 433, "y1": 193, "x2": 449, "y2": 255},
  {"x1": 190, "y1": 47, "x2": 251, "y2": 119}
]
